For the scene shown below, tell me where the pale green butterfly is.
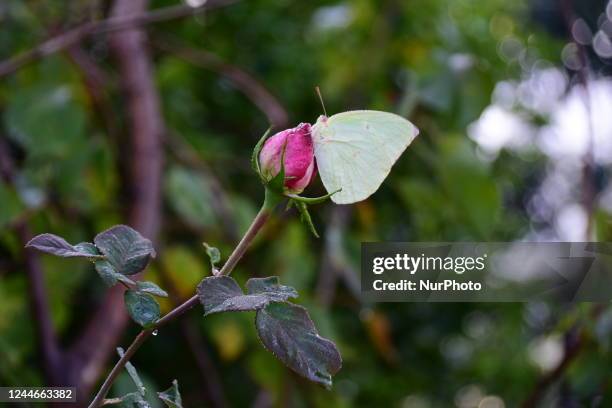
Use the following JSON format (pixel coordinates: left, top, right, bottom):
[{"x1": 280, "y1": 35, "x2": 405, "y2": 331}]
[{"x1": 311, "y1": 110, "x2": 419, "y2": 204}]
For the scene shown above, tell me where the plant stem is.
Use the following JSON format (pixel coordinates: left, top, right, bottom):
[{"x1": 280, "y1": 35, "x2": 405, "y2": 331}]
[
  {"x1": 217, "y1": 192, "x2": 277, "y2": 277},
  {"x1": 88, "y1": 196, "x2": 279, "y2": 408},
  {"x1": 89, "y1": 330, "x2": 152, "y2": 407}
]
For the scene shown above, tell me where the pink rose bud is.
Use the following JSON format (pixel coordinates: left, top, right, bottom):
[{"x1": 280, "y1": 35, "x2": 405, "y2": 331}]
[{"x1": 259, "y1": 123, "x2": 316, "y2": 193}]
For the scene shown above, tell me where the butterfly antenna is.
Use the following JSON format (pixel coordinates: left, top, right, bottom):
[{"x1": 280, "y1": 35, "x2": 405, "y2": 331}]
[{"x1": 315, "y1": 86, "x2": 328, "y2": 117}]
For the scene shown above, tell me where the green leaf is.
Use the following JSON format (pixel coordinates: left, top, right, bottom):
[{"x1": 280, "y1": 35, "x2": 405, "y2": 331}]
[
  {"x1": 5, "y1": 84, "x2": 87, "y2": 158},
  {"x1": 94, "y1": 225, "x2": 156, "y2": 275},
  {"x1": 203, "y1": 242, "x2": 221, "y2": 272},
  {"x1": 255, "y1": 302, "x2": 342, "y2": 388},
  {"x1": 197, "y1": 276, "x2": 297, "y2": 316},
  {"x1": 246, "y1": 277, "x2": 299, "y2": 302},
  {"x1": 268, "y1": 170, "x2": 285, "y2": 194},
  {"x1": 116, "y1": 274, "x2": 136, "y2": 287},
  {"x1": 295, "y1": 202, "x2": 319, "y2": 238},
  {"x1": 157, "y1": 379, "x2": 182, "y2": 408},
  {"x1": 95, "y1": 260, "x2": 118, "y2": 287},
  {"x1": 25, "y1": 234, "x2": 103, "y2": 258},
  {"x1": 251, "y1": 126, "x2": 273, "y2": 181},
  {"x1": 95, "y1": 260, "x2": 136, "y2": 287},
  {"x1": 124, "y1": 290, "x2": 160, "y2": 328},
  {"x1": 136, "y1": 281, "x2": 168, "y2": 297},
  {"x1": 117, "y1": 347, "x2": 146, "y2": 396},
  {"x1": 74, "y1": 242, "x2": 101, "y2": 257},
  {"x1": 197, "y1": 276, "x2": 262, "y2": 315}
]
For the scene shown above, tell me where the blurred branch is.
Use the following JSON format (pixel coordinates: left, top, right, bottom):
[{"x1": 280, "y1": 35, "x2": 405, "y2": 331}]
[
  {"x1": 65, "y1": 46, "x2": 121, "y2": 139},
  {"x1": 521, "y1": 305, "x2": 606, "y2": 407},
  {"x1": 0, "y1": 0, "x2": 238, "y2": 77},
  {"x1": 17, "y1": 224, "x2": 64, "y2": 384},
  {"x1": 68, "y1": 0, "x2": 166, "y2": 401},
  {"x1": 22, "y1": 1, "x2": 119, "y2": 141},
  {"x1": 521, "y1": 326, "x2": 584, "y2": 408},
  {"x1": 154, "y1": 35, "x2": 289, "y2": 128},
  {"x1": 108, "y1": 1, "x2": 164, "y2": 237},
  {"x1": 178, "y1": 320, "x2": 226, "y2": 406},
  {"x1": 0, "y1": 138, "x2": 63, "y2": 385}
]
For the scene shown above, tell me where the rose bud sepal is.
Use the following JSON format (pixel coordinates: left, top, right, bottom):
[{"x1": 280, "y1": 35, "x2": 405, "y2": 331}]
[
  {"x1": 294, "y1": 201, "x2": 319, "y2": 238},
  {"x1": 251, "y1": 126, "x2": 286, "y2": 210},
  {"x1": 285, "y1": 189, "x2": 341, "y2": 238},
  {"x1": 251, "y1": 126, "x2": 273, "y2": 183},
  {"x1": 285, "y1": 189, "x2": 342, "y2": 205}
]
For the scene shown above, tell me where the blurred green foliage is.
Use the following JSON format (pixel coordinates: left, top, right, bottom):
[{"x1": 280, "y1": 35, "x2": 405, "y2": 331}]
[{"x1": 1, "y1": 0, "x2": 612, "y2": 407}]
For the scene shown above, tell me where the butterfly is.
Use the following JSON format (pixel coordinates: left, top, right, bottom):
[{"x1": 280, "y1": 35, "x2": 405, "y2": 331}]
[{"x1": 311, "y1": 110, "x2": 419, "y2": 204}]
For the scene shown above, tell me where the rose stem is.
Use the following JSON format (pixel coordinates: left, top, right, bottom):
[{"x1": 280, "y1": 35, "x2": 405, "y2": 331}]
[{"x1": 88, "y1": 193, "x2": 279, "y2": 408}]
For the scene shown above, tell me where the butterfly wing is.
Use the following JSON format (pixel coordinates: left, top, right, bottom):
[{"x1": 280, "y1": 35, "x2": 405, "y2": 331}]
[{"x1": 312, "y1": 110, "x2": 418, "y2": 204}]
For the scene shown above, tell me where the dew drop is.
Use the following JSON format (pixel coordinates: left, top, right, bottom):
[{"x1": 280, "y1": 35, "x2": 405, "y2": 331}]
[{"x1": 152, "y1": 329, "x2": 159, "y2": 336}]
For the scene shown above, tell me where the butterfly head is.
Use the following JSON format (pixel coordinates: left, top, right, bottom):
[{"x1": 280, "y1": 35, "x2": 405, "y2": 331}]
[{"x1": 312, "y1": 115, "x2": 333, "y2": 143}]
